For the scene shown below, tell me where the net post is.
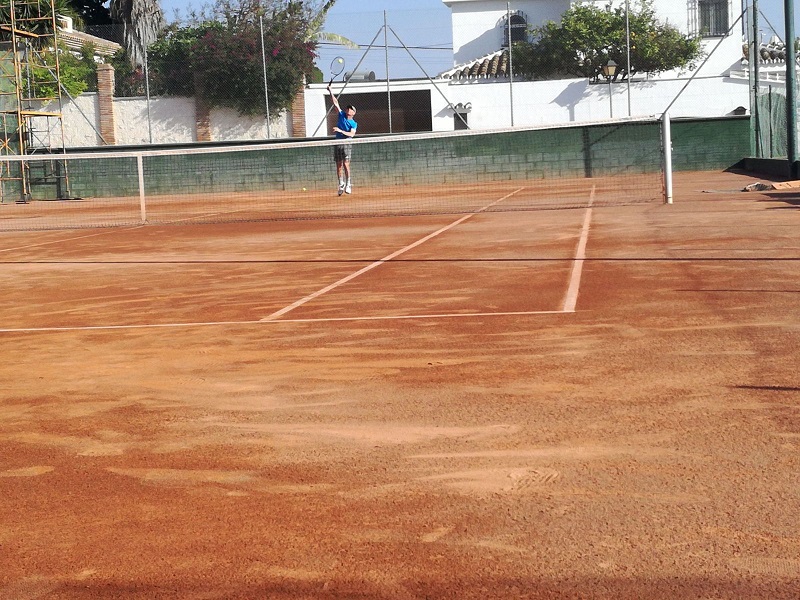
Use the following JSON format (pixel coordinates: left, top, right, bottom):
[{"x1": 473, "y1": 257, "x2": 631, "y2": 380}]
[
  {"x1": 662, "y1": 112, "x2": 673, "y2": 205},
  {"x1": 136, "y1": 153, "x2": 147, "y2": 223},
  {"x1": 785, "y1": 0, "x2": 799, "y2": 177}
]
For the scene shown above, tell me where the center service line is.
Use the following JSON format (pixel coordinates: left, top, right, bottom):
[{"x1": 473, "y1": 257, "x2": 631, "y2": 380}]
[
  {"x1": 561, "y1": 186, "x2": 595, "y2": 313},
  {"x1": 261, "y1": 188, "x2": 526, "y2": 321}
]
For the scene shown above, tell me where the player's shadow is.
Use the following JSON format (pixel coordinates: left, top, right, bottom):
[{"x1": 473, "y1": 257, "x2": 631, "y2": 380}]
[{"x1": 734, "y1": 385, "x2": 800, "y2": 392}]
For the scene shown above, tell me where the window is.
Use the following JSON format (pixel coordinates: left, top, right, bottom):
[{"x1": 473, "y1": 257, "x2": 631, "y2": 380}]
[
  {"x1": 501, "y1": 13, "x2": 527, "y2": 47},
  {"x1": 699, "y1": 0, "x2": 729, "y2": 37},
  {"x1": 454, "y1": 113, "x2": 468, "y2": 131}
]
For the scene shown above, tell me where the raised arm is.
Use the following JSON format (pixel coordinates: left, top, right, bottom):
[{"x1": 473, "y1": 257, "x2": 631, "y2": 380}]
[{"x1": 327, "y1": 83, "x2": 341, "y2": 113}]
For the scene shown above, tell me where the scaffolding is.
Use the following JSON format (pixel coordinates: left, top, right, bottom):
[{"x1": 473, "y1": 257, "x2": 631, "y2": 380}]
[{"x1": 0, "y1": 0, "x2": 70, "y2": 203}]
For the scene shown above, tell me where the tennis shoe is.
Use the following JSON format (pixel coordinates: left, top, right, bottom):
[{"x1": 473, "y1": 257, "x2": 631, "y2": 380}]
[
  {"x1": 337, "y1": 183, "x2": 345, "y2": 196},
  {"x1": 344, "y1": 183, "x2": 352, "y2": 194}
]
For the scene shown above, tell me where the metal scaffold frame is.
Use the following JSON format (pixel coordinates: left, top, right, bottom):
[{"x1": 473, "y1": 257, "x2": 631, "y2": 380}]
[{"x1": 0, "y1": 0, "x2": 70, "y2": 203}]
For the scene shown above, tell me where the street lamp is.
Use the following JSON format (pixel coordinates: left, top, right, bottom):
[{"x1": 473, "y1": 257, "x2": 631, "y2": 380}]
[{"x1": 601, "y1": 59, "x2": 617, "y2": 118}]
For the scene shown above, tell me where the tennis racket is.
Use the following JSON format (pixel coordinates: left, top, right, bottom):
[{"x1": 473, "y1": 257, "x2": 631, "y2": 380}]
[{"x1": 329, "y1": 57, "x2": 345, "y2": 84}]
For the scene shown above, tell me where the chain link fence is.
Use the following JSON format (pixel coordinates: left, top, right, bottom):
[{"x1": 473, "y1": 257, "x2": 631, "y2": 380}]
[{"x1": 49, "y1": 5, "x2": 794, "y2": 152}]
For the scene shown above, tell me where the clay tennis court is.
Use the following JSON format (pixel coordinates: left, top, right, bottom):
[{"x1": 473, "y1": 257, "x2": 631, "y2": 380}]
[{"x1": 1, "y1": 169, "x2": 798, "y2": 599}]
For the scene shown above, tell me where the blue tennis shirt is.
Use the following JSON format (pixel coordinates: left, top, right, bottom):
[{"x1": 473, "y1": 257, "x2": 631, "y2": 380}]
[{"x1": 336, "y1": 110, "x2": 357, "y2": 139}]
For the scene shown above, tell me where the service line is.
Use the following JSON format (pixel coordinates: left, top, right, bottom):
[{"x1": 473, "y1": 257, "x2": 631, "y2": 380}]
[{"x1": 0, "y1": 309, "x2": 568, "y2": 334}]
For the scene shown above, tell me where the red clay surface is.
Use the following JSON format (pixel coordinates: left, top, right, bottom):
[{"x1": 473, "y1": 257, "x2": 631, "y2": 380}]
[
  {"x1": 1, "y1": 170, "x2": 799, "y2": 599},
  {"x1": 0, "y1": 175, "x2": 660, "y2": 230}
]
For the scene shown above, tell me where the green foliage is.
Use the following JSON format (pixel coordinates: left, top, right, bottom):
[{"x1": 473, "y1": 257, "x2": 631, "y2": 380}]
[
  {"x1": 61, "y1": 43, "x2": 98, "y2": 95},
  {"x1": 1, "y1": 0, "x2": 326, "y2": 118},
  {"x1": 25, "y1": 43, "x2": 95, "y2": 100},
  {"x1": 0, "y1": 0, "x2": 79, "y2": 38},
  {"x1": 139, "y1": 3, "x2": 317, "y2": 117},
  {"x1": 309, "y1": 65, "x2": 324, "y2": 84},
  {"x1": 512, "y1": 0, "x2": 703, "y2": 82},
  {"x1": 145, "y1": 23, "x2": 201, "y2": 96},
  {"x1": 110, "y1": 47, "x2": 146, "y2": 97}
]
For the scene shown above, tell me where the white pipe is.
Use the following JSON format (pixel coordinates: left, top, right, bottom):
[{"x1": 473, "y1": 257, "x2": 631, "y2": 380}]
[
  {"x1": 625, "y1": 0, "x2": 631, "y2": 116},
  {"x1": 259, "y1": 16, "x2": 271, "y2": 139},
  {"x1": 137, "y1": 153, "x2": 147, "y2": 222},
  {"x1": 662, "y1": 112, "x2": 673, "y2": 204}
]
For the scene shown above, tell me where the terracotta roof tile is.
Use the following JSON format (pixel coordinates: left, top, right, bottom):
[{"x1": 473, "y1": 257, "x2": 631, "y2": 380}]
[{"x1": 439, "y1": 49, "x2": 510, "y2": 80}]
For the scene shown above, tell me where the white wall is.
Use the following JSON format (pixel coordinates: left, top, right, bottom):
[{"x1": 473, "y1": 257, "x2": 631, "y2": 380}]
[
  {"x1": 113, "y1": 96, "x2": 197, "y2": 145},
  {"x1": 443, "y1": 0, "x2": 570, "y2": 66},
  {"x1": 57, "y1": 95, "x2": 290, "y2": 147},
  {"x1": 595, "y1": 0, "x2": 691, "y2": 30},
  {"x1": 60, "y1": 94, "x2": 102, "y2": 146},
  {"x1": 305, "y1": 74, "x2": 749, "y2": 136}
]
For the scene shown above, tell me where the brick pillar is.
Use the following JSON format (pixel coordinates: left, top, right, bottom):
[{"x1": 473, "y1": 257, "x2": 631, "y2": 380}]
[
  {"x1": 194, "y1": 73, "x2": 211, "y2": 142},
  {"x1": 96, "y1": 63, "x2": 116, "y2": 145},
  {"x1": 290, "y1": 76, "x2": 307, "y2": 138}
]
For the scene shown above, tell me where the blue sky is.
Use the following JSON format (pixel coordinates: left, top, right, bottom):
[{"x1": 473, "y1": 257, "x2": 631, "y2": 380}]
[{"x1": 158, "y1": 0, "x2": 796, "y2": 78}]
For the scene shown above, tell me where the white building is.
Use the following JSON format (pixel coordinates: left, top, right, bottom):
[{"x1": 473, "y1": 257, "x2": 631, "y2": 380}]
[
  {"x1": 303, "y1": 0, "x2": 749, "y2": 136},
  {"x1": 444, "y1": 0, "x2": 741, "y2": 78}
]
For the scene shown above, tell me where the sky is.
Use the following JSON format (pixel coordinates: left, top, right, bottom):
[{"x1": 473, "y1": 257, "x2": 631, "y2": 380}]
[{"x1": 157, "y1": 0, "x2": 797, "y2": 78}]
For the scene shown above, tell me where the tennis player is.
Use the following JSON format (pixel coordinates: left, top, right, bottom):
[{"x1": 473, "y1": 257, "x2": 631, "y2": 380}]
[{"x1": 327, "y1": 83, "x2": 357, "y2": 196}]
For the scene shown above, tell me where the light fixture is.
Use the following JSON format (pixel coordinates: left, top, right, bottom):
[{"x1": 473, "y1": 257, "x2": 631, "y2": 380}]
[
  {"x1": 600, "y1": 60, "x2": 617, "y2": 118},
  {"x1": 601, "y1": 59, "x2": 618, "y2": 80}
]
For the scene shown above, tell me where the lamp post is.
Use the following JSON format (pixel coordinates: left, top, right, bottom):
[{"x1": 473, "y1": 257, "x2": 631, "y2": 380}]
[{"x1": 601, "y1": 59, "x2": 617, "y2": 118}]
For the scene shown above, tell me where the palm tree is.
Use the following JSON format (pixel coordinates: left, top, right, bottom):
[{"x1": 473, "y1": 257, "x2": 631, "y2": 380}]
[
  {"x1": 305, "y1": 0, "x2": 357, "y2": 49},
  {"x1": 0, "y1": 0, "x2": 83, "y2": 38},
  {"x1": 109, "y1": 0, "x2": 165, "y2": 66}
]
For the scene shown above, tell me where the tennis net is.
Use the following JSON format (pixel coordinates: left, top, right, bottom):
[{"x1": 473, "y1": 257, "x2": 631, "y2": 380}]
[{"x1": 0, "y1": 117, "x2": 665, "y2": 231}]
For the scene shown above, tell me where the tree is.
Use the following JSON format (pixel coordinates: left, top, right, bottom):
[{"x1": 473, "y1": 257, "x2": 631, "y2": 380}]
[
  {"x1": 512, "y1": 0, "x2": 703, "y2": 82},
  {"x1": 174, "y1": 0, "x2": 354, "y2": 83},
  {"x1": 136, "y1": 0, "x2": 325, "y2": 117},
  {"x1": 112, "y1": 0, "x2": 352, "y2": 115},
  {"x1": 109, "y1": 0, "x2": 165, "y2": 67},
  {"x1": 65, "y1": 0, "x2": 111, "y2": 27},
  {"x1": 32, "y1": 42, "x2": 97, "y2": 98},
  {"x1": 0, "y1": 0, "x2": 81, "y2": 36}
]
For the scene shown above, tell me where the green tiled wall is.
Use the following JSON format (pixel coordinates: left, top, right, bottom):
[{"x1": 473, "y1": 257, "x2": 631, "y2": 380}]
[
  {"x1": 42, "y1": 117, "x2": 749, "y2": 200},
  {"x1": 670, "y1": 116, "x2": 749, "y2": 172}
]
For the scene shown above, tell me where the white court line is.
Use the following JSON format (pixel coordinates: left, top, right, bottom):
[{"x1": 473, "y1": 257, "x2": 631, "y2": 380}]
[
  {"x1": 266, "y1": 310, "x2": 565, "y2": 323},
  {"x1": 562, "y1": 186, "x2": 595, "y2": 313},
  {"x1": 0, "y1": 225, "x2": 144, "y2": 254},
  {"x1": 0, "y1": 320, "x2": 259, "y2": 333},
  {"x1": 0, "y1": 310, "x2": 566, "y2": 334},
  {"x1": 260, "y1": 188, "x2": 526, "y2": 321}
]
